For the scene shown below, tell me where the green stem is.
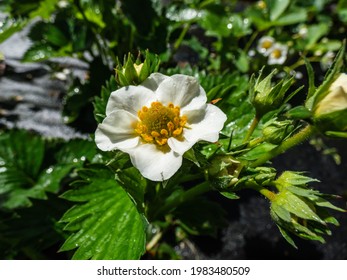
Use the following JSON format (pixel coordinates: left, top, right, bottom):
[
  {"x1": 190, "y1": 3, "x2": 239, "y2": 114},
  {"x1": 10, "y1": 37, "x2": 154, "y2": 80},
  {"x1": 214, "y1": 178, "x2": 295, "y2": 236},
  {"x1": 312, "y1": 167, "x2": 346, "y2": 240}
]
[
  {"x1": 154, "y1": 181, "x2": 211, "y2": 218},
  {"x1": 243, "y1": 116, "x2": 259, "y2": 143},
  {"x1": 250, "y1": 124, "x2": 315, "y2": 167},
  {"x1": 244, "y1": 30, "x2": 259, "y2": 54},
  {"x1": 251, "y1": 185, "x2": 276, "y2": 201},
  {"x1": 284, "y1": 56, "x2": 322, "y2": 73},
  {"x1": 174, "y1": 23, "x2": 191, "y2": 51}
]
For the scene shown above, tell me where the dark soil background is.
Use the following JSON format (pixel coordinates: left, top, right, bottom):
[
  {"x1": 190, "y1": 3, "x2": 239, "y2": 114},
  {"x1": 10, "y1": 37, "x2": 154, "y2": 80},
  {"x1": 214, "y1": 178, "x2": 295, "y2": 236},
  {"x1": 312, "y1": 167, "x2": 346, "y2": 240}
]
[{"x1": 1, "y1": 19, "x2": 346, "y2": 260}]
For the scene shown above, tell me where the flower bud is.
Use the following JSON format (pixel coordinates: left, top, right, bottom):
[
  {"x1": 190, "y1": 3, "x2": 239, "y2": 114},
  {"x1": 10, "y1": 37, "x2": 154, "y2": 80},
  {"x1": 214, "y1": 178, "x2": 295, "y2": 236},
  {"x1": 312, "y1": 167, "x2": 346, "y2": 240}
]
[
  {"x1": 262, "y1": 119, "x2": 294, "y2": 144},
  {"x1": 250, "y1": 68, "x2": 294, "y2": 118},
  {"x1": 270, "y1": 171, "x2": 344, "y2": 247},
  {"x1": 313, "y1": 73, "x2": 347, "y2": 136},
  {"x1": 208, "y1": 155, "x2": 243, "y2": 188},
  {"x1": 115, "y1": 50, "x2": 160, "y2": 87}
]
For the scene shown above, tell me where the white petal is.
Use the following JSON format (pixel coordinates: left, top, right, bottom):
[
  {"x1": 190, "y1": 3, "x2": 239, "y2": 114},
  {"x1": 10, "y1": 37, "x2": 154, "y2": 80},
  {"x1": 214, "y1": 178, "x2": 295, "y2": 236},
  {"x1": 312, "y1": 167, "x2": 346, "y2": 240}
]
[
  {"x1": 167, "y1": 136, "x2": 193, "y2": 155},
  {"x1": 168, "y1": 104, "x2": 226, "y2": 155},
  {"x1": 95, "y1": 110, "x2": 140, "y2": 151},
  {"x1": 141, "y1": 72, "x2": 168, "y2": 91},
  {"x1": 330, "y1": 73, "x2": 347, "y2": 93},
  {"x1": 184, "y1": 104, "x2": 227, "y2": 142},
  {"x1": 129, "y1": 144, "x2": 182, "y2": 181},
  {"x1": 156, "y1": 74, "x2": 207, "y2": 110},
  {"x1": 105, "y1": 85, "x2": 156, "y2": 116}
]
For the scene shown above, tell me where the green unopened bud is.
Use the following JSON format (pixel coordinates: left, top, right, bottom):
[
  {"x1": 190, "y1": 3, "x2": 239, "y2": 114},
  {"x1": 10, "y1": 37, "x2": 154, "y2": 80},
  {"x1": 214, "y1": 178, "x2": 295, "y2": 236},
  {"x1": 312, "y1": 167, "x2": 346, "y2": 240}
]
[
  {"x1": 270, "y1": 171, "x2": 345, "y2": 247},
  {"x1": 250, "y1": 68, "x2": 294, "y2": 118},
  {"x1": 262, "y1": 119, "x2": 294, "y2": 144},
  {"x1": 313, "y1": 73, "x2": 347, "y2": 136},
  {"x1": 208, "y1": 155, "x2": 243, "y2": 188},
  {"x1": 115, "y1": 50, "x2": 160, "y2": 87}
]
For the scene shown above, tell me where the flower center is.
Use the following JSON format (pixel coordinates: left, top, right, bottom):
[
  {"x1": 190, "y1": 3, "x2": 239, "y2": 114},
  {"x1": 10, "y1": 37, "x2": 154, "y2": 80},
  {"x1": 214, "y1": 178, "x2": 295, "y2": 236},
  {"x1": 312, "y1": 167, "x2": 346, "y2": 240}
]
[
  {"x1": 261, "y1": 40, "x2": 273, "y2": 50},
  {"x1": 135, "y1": 101, "x2": 187, "y2": 146},
  {"x1": 271, "y1": 49, "x2": 282, "y2": 59}
]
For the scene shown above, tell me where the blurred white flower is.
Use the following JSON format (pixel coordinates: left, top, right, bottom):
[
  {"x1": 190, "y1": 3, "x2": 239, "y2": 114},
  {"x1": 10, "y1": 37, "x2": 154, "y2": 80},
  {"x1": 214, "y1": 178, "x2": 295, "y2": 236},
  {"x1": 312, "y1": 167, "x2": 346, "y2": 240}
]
[
  {"x1": 95, "y1": 73, "x2": 226, "y2": 181},
  {"x1": 320, "y1": 51, "x2": 335, "y2": 71},
  {"x1": 267, "y1": 43, "x2": 288, "y2": 65},
  {"x1": 257, "y1": 36, "x2": 275, "y2": 56},
  {"x1": 298, "y1": 25, "x2": 308, "y2": 39}
]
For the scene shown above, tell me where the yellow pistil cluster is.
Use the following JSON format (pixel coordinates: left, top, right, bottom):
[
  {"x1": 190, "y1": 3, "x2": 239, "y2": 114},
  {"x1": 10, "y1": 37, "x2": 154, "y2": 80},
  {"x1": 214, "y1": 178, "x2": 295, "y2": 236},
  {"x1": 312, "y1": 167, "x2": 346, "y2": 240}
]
[
  {"x1": 271, "y1": 49, "x2": 282, "y2": 59},
  {"x1": 261, "y1": 39, "x2": 273, "y2": 50},
  {"x1": 135, "y1": 101, "x2": 187, "y2": 146}
]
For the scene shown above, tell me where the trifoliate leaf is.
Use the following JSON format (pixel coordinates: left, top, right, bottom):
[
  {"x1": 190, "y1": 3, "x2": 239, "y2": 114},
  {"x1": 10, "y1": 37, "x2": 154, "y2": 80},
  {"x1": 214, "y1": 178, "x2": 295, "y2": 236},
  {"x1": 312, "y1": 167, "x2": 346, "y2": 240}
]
[
  {"x1": 0, "y1": 130, "x2": 98, "y2": 210},
  {"x1": 59, "y1": 167, "x2": 146, "y2": 259}
]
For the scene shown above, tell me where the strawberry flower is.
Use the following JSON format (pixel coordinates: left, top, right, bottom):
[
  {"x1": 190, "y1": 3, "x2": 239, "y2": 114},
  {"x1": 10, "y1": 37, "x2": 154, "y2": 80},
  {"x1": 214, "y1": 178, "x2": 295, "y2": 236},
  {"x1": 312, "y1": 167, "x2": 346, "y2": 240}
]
[{"x1": 95, "y1": 73, "x2": 226, "y2": 181}]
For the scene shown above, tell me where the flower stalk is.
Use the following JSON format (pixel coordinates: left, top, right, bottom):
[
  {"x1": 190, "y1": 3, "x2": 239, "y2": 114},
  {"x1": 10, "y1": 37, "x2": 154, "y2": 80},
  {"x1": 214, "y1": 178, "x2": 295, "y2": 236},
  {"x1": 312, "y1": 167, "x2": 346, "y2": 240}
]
[
  {"x1": 251, "y1": 185, "x2": 276, "y2": 201},
  {"x1": 243, "y1": 115, "x2": 259, "y2": 143},
  {"x1": 250, "y1": 124, "x2": 315, "y2": 167}
]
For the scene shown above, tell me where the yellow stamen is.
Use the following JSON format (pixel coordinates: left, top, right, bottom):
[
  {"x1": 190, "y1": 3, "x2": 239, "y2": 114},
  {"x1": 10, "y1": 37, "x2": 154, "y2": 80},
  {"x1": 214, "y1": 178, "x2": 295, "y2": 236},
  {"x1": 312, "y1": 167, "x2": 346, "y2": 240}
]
[{"x1": 135, "y1": 101, "x2": 187, "y2": 147}]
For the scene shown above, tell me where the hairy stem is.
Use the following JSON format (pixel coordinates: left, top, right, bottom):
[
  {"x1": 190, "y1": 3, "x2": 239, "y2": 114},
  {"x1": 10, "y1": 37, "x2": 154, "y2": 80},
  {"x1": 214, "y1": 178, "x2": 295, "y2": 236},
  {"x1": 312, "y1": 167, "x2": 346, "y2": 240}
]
[
  {"x1": 250, "y1": 124, "x2": 315, "y2": 167},
  {"x1": 251, "y1": 185, "x2": 276, "y2": 201},
  {"x1": 243, "y1": 115, "x2": 260, "y2": 143}
]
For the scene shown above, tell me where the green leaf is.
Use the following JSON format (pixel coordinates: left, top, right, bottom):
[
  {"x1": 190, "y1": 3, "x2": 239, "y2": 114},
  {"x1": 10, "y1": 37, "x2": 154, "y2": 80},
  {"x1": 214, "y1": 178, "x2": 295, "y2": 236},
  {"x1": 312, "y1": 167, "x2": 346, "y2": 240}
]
[
  {"x1": 271, "y1": 203, "x2": 291, "y2": 223},
  {"x1": 241, "y1": 143, "x2": 277, "y2": 161},
  {"x1": 277, "y1": 225, "x2": 297, "y2": 249},
  {"x1": 22, "y1": 44, "x2": 55, "y2": 62},
  {"x1": 0, "y1": 130, "x2": 44, "y2": 209},
  {"x1": 266, "y1": 0, "x2": 290, "y2": 21},
  {"x1": 0, "y1": 131, "x2": 98, "y2": 210},
  {"x1": 55, "y1": 139, "x2": 98, "y2": 164},
  {"x1": 276, "y1": 171, "x2": 319, "y2": 187},
  {"x1": 94, "y1": 76, "x2": 118, "y2": 123},
  {"x1": 59, "y1": 167, "x2": 146, "y2": 259},
  {"x1": 274, "y1": 9, "x2": 307, "y2": 26},
  {"x1": 183, "y1": 148, "x2": 201, "y2": 167},
  {"x1": 116, "y1": 167, "x2": 147, "y2": 213},
  {"x1": 199, "y1": 10, "x2": 231, "y2": 38},
  {"x1": 276, "y1": 191, "x2": 325, "y2": 224},
  {"x1": 220, "y1": 191, "x2": 239, "y2": 200},
  {"x1": 29, "y1": 0, "x2": 59, "y2": 20},
  {"x1": 44, "y1": 24, "x2": 69, "y2": 47},
  {"x1": 232, "y1": 49, "x2": 249, "y2": 73},
  {"x1": 0, "y1": 18, "x2": 27, "y2": 44}
]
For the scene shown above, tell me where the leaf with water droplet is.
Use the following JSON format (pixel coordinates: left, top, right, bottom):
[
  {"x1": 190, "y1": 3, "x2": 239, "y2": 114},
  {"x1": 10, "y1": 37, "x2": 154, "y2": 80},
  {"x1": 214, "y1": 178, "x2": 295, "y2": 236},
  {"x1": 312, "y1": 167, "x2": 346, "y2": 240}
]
[{"x1": 59, "y1": 167, "x2": 146, "y2": 259}]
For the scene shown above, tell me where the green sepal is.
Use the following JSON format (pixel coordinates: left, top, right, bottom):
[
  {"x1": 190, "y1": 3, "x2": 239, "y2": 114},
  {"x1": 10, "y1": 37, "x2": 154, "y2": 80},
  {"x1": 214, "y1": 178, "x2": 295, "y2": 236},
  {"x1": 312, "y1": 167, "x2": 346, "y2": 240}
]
[{"x1": 286, "y1": 105, "x2": 312, "y2": 119}]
